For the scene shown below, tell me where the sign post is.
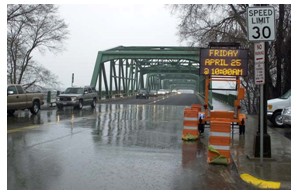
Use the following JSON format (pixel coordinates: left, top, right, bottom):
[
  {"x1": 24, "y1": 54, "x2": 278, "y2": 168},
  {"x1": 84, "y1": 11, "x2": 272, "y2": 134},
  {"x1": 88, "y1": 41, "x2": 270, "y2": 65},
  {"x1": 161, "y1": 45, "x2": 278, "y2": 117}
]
[
  {"x1": 72, "y1": 73, "x2": 74, "y2": 87},
  {"x1": 254, "y1": 42, "x2": 265, "y2": 164},
  {"x1": 247, "y1": 6, "x2": 275, "y2": 161}
]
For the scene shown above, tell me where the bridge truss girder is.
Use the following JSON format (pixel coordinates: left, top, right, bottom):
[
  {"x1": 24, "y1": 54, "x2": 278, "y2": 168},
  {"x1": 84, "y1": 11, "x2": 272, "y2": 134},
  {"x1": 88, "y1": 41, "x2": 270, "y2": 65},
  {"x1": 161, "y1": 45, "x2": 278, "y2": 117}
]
[
  {"x1": 147, "y1": 73, "x2": 201, "y2": 91},
  {"x1": 90, "y1": 46, "x2": 205, "y2": 99}
]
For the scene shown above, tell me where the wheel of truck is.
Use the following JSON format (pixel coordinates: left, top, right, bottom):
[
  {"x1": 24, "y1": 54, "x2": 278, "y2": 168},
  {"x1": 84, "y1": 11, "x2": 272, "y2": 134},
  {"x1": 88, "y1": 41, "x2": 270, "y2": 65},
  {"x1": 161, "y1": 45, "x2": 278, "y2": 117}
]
[
  {"x1": 91, "y1": 99, "x2": 96, "y2": 108},
  {"x1": 57, "y1": 104, "x2": 63, "y2": 110},
  {"x1": 30, "y1": 101, "x2": 40, "y2": 115},
  {"x1": 7, "y1": 110, "x2": 15, "y2": 116},
  {"x1": 271, "y1": 111, "x2": 284, "y2": 127},
  {"x1": 77, "y1": 99, "x2": 83, "y2": 110}
]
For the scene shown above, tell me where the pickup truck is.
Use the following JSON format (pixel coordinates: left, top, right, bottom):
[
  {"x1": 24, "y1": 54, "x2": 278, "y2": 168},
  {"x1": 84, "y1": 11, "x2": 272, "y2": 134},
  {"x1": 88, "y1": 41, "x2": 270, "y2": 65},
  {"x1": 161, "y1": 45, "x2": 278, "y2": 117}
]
[
  {"x1": 267, "y1": 89, "x2": 291, "y2": 127},
  {"x1": 7, "y1": 84, "x2": 44, "y2": 115},
  {"x1": 56, "y1": 86, "x2": 98, "y2": 110}
]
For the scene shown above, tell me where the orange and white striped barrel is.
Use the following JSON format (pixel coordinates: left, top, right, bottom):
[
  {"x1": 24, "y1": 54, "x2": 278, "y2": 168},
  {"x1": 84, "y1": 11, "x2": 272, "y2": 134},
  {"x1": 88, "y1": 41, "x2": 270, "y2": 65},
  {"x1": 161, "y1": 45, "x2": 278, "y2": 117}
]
[
  {"x1": 208, "y1": 121, "x2": 231, "y2": 164},
  {"x1": 182, "y1": 108, "x2": 199, "y2": 141}
]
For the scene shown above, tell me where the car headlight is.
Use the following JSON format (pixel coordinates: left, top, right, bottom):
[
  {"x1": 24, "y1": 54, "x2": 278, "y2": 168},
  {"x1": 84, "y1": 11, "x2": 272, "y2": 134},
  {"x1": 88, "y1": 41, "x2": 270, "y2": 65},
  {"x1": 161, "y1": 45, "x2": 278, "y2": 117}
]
[
  {"x1": 267, "y1": 104, "x2": 272, "y2": 110},
  {"x1": 282, "y1": 107, "x2": 291, "y2": 115},
  {"x1": 56, "y1": 97, "x2": 60, "y2": 101},
  {"x1": 71, "y1": 97, "x2": 77, "y2": 101}
]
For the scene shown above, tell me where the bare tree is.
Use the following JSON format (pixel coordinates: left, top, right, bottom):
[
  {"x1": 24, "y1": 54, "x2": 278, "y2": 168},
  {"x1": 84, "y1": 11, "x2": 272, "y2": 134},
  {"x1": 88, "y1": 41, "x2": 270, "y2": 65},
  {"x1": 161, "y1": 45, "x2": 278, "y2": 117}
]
[
  {"x1": 267, "y1": 4, "x2": 291, "y2": 98},
  {"x1": 170, "y1": 4, "x2": 291, "y2": 114},
  {"x1": 7, "y1": 4, "x2": 69, "y2": 90},
  {"x1": 170, "y1": 5, "x2": 248, "y2": 46}
]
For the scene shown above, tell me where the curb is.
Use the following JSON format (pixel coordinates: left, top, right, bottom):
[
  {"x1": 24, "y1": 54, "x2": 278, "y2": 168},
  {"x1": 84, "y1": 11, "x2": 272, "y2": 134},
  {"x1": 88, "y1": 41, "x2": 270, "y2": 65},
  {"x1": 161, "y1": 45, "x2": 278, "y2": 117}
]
[
  {"x1": 240, "y1": 173, "x2": 281, "y2": 189},
  {"x1": 231, "y1": 153, "x2": 285, "y2": 190}
]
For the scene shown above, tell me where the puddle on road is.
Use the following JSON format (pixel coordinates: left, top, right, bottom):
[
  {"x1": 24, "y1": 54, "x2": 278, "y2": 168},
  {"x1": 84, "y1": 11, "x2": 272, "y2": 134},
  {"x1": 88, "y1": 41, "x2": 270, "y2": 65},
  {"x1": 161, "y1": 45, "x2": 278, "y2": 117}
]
[{"x1": 92, "y1": 104, "x2": 185, "y2": 150}]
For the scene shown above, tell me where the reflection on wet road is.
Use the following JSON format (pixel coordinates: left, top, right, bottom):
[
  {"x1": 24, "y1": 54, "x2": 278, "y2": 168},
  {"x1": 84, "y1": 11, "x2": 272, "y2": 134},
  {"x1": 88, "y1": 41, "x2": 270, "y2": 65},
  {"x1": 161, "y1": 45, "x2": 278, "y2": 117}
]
[{"x1": 7, "y1": 95, "x2": 255, "y2": 190}]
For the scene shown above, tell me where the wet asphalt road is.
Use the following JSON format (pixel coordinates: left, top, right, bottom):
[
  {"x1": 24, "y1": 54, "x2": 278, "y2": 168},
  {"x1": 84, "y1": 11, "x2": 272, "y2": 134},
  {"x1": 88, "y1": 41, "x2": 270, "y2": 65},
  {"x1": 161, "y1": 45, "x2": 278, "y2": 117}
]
[{"x1": 7, "y1": 94, "x2": 256, "y2": 190}]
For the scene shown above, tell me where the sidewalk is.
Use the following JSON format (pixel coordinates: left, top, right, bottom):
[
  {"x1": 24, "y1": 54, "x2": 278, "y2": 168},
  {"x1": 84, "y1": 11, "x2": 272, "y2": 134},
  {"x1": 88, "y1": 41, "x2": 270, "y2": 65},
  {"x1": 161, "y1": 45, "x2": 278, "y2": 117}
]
[{"x1": 212, "y1": 98, "x2": 291, "y2": 190}]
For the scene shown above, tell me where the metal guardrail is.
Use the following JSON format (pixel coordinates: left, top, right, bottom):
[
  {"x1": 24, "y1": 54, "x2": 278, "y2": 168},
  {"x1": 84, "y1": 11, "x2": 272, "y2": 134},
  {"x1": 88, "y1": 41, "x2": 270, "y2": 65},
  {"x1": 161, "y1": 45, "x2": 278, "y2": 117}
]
[
  {"x1": 196, "y1": 93, "x2": 213, "y2": 110},
  {"x1": 212, "y1": 92, "x2": 237, "y2": 107}
]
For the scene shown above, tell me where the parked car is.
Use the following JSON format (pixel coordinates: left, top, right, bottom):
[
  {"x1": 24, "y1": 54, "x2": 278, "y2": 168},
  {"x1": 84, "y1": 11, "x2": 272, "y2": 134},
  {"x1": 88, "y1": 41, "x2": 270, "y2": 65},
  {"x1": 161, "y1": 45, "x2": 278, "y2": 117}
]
[
  {"x1": 136, "y1": 89, "x2": 149, "y2": 99},
  {"x1": 267, "y1": 89, "x2": 291, "y2": 127},
  {"x1": 149, "y1": 90, "x2": 157, "y2": 97},
  {"x1": 56, "y1": 86, "x2": 98, "y2": 110},
  {"x1": 281, "y1": 107, "x2": 291, "y2": 126},
  {"x1": 7, "y1": 84, "x2": 45, "y2": 115}
]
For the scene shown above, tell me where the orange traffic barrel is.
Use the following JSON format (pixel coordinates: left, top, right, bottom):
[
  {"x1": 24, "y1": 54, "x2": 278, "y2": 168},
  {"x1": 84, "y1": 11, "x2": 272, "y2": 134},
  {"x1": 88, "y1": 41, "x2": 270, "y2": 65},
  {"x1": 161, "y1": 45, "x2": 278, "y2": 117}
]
[
  {"x1": 182, "y1": 108, "x2": 199, "y2": 141},
  {"x1": 208, "y1": 120, "x2": 231, "y2": 164}
]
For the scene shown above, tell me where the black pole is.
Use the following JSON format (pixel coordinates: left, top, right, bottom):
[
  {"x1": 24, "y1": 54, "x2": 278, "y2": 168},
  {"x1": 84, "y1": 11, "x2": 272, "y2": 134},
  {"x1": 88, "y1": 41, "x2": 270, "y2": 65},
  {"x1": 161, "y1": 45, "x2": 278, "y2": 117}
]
[
  {"x1": 254, "y1": 41, "x2": 271, "y2": 158},
  {"x1": 263, "y1": 42, "x2": 268, "y2": 134}
]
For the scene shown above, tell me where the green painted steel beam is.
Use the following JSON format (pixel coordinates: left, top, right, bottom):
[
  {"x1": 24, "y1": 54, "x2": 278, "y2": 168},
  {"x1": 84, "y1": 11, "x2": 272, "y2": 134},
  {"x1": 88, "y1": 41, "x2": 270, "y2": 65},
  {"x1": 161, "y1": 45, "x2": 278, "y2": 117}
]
[
  {"x1": 93, "y1": 46, "x2": 199, "y2": 62},
  {"x1": 90, "y1": 46, "x2": 203, "y2": 99},
  {"x1": 148, "y1": 73, "x2": 199, "y2": 79},
  {"x1": 105, "y1": 46, "x2": 200, "y2": 52},
  {"x1": 90, "y1": 52, "x2": 103, "y2": 88}
]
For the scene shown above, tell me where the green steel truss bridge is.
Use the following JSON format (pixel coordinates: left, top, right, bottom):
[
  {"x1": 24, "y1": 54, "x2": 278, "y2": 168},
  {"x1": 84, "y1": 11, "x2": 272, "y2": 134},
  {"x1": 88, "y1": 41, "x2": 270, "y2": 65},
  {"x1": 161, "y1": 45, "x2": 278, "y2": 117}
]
[{"x1": 90, "y1": 46, "x2": 206, "y2": 99}]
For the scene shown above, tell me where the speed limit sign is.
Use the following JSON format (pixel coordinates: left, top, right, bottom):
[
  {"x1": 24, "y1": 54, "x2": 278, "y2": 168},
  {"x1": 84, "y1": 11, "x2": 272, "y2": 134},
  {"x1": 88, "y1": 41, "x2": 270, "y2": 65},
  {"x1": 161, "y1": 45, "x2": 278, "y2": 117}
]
[{"x1": 247, "y1": 7, "x2": 275, "y2": 41}]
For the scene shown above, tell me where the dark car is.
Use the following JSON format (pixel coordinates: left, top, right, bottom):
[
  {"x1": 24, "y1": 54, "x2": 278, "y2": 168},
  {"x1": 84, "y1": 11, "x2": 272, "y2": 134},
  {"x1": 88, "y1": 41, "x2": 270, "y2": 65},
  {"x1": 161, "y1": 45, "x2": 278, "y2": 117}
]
[
  {"x1": 136, "y1": 89, "x2": 149, "y2": 99},
  {"x1": 149, "y1": 90, "x2": 157, "y2": 97}
]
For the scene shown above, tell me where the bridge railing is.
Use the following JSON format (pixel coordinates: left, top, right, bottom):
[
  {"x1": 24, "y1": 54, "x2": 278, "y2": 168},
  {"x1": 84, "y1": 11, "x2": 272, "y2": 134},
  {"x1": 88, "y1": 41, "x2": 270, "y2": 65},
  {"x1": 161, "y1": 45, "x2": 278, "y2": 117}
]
[
  {"x1": 196, "y1": 92, "x2": 213, "y2": 110},
  {"x1": 98, "y1": 90, "x2": 137, "y2": 100},
  {"x1": 212, "y1": 92, "x2": 237, "y2": 107}
]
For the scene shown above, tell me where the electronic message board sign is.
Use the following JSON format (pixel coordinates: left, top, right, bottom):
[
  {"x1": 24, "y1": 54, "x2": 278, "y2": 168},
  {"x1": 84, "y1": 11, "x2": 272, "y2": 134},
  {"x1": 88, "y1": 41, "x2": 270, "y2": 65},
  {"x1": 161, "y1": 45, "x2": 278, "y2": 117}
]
[{"x1": 199, "y1": 48, "x2": 248, "y2": 76}]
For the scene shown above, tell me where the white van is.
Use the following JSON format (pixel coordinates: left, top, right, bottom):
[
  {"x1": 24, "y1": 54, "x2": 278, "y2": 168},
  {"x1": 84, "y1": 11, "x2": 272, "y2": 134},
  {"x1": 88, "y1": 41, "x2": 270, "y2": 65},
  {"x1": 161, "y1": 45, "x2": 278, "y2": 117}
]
[{"x1": 267, "y1": 89, "x2": 291, "y2": 127}]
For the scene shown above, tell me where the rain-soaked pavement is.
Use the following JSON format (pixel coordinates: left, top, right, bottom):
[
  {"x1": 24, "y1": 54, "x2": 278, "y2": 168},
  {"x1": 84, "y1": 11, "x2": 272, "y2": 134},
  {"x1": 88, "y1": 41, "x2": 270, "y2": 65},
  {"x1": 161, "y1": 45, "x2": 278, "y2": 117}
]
[{"x1": 7, "y1": 94, "x2": 256, "y2": 190}]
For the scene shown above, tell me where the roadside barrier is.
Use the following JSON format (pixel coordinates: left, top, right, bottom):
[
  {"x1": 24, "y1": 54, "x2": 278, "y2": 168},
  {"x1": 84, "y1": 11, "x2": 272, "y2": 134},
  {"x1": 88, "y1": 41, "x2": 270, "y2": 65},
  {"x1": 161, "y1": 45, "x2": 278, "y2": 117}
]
[
  {"x1": 182, "y1": 108, "x2": 199, "y2": 141},
  {"x1": 208, "y1": 120, "x2": 231, "y2": 165}
]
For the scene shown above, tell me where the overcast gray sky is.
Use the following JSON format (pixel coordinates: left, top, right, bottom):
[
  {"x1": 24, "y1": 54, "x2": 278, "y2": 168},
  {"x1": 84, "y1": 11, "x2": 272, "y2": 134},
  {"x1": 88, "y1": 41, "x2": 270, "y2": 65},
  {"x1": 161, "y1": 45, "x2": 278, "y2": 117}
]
[{"x1": 32, "y1": 4, "x2": 183, "y2": 90}]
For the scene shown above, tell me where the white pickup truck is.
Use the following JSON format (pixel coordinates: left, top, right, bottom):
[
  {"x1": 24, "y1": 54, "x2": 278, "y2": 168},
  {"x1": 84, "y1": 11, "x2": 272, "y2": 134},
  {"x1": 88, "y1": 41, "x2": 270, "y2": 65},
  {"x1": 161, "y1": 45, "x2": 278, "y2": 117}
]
[{"x1": 267, "y1": 89, "x2": 291, "y2": 127}]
